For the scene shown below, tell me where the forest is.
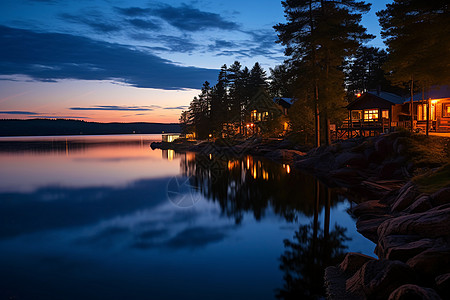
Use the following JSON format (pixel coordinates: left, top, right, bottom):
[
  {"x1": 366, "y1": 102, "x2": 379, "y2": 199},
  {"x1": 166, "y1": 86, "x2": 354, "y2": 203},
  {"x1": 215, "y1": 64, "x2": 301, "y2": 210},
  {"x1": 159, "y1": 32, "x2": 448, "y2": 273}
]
[{"x1": 180, "y1": 0, "x2": 450, "y2": 146}]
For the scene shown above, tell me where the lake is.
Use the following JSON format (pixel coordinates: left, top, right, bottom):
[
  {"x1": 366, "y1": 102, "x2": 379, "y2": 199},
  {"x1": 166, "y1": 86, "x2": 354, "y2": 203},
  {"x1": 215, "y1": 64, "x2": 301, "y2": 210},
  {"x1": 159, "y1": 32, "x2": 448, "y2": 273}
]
[{"x1": 0, "y1": 134, "x2": 374, "y2": 299}]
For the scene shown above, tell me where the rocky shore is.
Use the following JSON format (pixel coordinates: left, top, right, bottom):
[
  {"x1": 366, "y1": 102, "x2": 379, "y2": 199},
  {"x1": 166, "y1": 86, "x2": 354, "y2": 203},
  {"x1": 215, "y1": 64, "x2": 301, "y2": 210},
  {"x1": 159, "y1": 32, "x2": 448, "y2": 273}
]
[{"x1": 151, "y1": 132, "x2": 450, "y2": 299}]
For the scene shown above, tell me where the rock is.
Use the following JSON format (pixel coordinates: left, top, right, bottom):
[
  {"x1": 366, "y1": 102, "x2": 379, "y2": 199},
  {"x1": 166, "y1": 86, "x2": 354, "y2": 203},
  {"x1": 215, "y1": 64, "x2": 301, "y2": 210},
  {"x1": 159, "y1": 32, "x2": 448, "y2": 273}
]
[
  {"x1": 357, "y1": 215, "x2": 392, "y2": 243},
  {"x1": 405, "y1": 195, "x2": 433, "y2": 213},
  {"x1": 376, "y1": 234, "x2": 421, "y2": 259},
  {"x1": 334, "y1": 152, "x2": 368, "y2": 169},
  {"x1": 365, "y1": 147, "x2": 384, "y2": 164},
  {"x1": 352, "y1": 200, "x2": 388, "y2": 218},
  {"x1": 407, "y1": 246, "x2": 450, "y2": 280},
  {"x1": 324, "y1": 253, "x2": 377, "y2": 300},
  {"x1": 346, "y1": 259, "x2": 416, "y2": 299},
  {"x1": 385, "y1": 238, "x2": 436, "y2": 262},
  {"x1": 380, "y1": 161, "x2": 403, "y2": 179},
  {"x1": 435, "y1": 273, "x2": 450, "y2": 297},
  {"x1": 388, "y1": 284, "x2": 442, "y2": 300},
  {"x1": 391, "y1": 184, "x2": 418, "y2": 212},
  {"x1": 393, "y1": 137, "x2": 408, "y2": 156},
  {"x1": 377, "y1": 205, "x2": 450, "y2": 239},
  {"x1": 375, "y1": 137, "x2": 394, "y2": 160},
  {"x1": 431, "y1": 188, "x2": 450, "y2": 207},
  {"x1": 329, "y1": 168, "x2": 362, "y2": 185},
  {"x1": 339, "y1": 252, "x2": 376, "y2": 275}
]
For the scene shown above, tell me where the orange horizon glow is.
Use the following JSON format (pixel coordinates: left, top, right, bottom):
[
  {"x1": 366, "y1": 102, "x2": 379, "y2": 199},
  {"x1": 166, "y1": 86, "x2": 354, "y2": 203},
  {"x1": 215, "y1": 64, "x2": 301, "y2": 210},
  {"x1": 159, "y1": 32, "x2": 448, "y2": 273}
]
[{"x1": 0, "y1": 79, "x2": 198, "y2": 124}]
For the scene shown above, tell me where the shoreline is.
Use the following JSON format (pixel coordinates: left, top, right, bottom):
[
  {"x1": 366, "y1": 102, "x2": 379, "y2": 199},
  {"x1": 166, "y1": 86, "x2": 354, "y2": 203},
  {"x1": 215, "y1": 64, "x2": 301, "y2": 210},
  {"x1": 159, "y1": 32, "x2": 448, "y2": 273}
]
[{"x1": 152, "y1": 133, "x2": 450, "y2": 298}]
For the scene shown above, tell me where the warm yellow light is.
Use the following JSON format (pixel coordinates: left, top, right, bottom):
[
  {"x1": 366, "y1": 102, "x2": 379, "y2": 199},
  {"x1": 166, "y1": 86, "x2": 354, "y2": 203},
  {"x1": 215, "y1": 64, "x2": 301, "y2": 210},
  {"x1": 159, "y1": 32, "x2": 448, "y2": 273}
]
[
  {"x1": 431, "y1": 100, "x2": 438, "y2": 104},
  {"x1": 356, "y1": 93, "x2": 361, "y2": 98},
  {"x1": 209, "y1": 154, "x2": 212, "y2": 160},
  {"x1": 286, "y1": 165, "x2": 291, "y2": 174},
  {"x1": 209, "y1": 134, "x2": 212, "y2": 138},
  {"x1": 167, "y1": 149, "x2": 174, "y2": 161}
]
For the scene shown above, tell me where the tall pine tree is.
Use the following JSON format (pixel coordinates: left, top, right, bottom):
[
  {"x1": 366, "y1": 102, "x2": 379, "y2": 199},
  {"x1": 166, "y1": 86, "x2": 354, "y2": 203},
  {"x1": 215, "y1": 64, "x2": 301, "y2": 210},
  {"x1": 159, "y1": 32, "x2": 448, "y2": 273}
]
[{"x1": 274, "y1": 0, "x2": 373, "y2": 146}]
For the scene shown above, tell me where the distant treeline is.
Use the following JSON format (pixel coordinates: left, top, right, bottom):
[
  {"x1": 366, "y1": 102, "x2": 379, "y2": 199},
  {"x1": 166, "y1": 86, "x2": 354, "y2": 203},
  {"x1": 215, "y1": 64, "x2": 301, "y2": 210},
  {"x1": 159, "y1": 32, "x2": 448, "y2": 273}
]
[{"x1": 0, "y1": 119, "x2": 181, "y2": 136}]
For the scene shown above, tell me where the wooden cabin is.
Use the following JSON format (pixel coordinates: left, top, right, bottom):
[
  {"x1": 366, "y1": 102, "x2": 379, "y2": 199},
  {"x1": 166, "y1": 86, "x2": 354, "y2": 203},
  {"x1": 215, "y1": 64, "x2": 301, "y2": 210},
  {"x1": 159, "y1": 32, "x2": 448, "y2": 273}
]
[
  {"x1": 341, "y1": 91, "x2": 405, "y2": 138},
  {"x1": 409, "y1": 86, "x2": 450, "y2": 133}
]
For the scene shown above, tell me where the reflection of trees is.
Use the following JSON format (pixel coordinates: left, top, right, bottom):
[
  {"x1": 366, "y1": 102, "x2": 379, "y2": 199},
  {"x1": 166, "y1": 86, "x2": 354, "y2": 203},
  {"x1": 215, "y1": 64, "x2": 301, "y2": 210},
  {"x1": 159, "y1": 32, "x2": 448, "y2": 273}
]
[
  {"x1": 180, "y1": 152, "x2": 344, "y2": 223},
  {"x1": 276, "y1": 223, "x2": 350, "y2": 299}
]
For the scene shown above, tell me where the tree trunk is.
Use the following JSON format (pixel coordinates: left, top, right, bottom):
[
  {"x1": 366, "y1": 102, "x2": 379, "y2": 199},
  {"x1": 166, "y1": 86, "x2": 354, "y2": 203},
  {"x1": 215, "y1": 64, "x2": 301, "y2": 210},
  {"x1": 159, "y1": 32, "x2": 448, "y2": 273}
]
[
  {"x1": 410, "y1": 76, "x2": 414, "y2": 132},
  {"x1": 315, "y1": 81, "x2": 320, "y2": 147}
]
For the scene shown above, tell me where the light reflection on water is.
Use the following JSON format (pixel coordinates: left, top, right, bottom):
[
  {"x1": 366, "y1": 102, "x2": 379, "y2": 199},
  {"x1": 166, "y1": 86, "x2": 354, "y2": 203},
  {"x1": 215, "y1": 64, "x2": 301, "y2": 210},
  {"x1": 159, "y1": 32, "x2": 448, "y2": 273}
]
[{"x1": 0, "y1": 135, "x2": 374, "y2": 300}]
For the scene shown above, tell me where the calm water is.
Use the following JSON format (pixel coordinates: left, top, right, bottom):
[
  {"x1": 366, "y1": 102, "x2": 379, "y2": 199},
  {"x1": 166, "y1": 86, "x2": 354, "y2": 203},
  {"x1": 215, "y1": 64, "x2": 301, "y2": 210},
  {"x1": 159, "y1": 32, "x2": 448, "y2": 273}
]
[{"x1": 0, "y1": 135, "x2": 374, "y2": 299}]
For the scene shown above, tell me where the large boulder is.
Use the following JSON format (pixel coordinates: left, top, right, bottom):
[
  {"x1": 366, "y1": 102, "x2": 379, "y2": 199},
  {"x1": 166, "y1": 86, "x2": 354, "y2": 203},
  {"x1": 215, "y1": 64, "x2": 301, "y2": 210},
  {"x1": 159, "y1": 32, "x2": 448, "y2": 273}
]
[
  {"x1": 407, "y1": 245, "x2": 450, "y2": 281},
  {"x1": 334, "y1": 151, "x2": 368, "y2": 169},
  {"x1": 346, "y1": 259, "x2": 416, "y2": 299},
  {"x1": 357, "y1": 215, "x2": 392, "y2": 243},
  {"x1": 379, "y1": 161, "x2": 403, "y2": 179},
  {"x1": 377, "y1": 205, "x2": 450, "y2": 239},
  {"x1": 325, "y1": 253, "x2": 376, "y2": 300},
  {"x1": 391, "y1": 184, "x2": 419, "y2": 212},
  {"x1": 435, "y1": 273, "x2": 450, "y2": 297},
  {"x1": 376, "y1": 234, "x2": 421, "y2": 259},
  {"x1": 375, "y1": 137, "x2": 394, "y2": 160},
  {"x1": 405, "y1": 195, "x2": 433, "y2": 214},
  {"x1": 431, "y1": 188, "x2": 450, "y2": 207},
  {"x1": 352, "y1": 200, "x2": 388, "y2": 218},
  {"x1": 388, "y1": 284, "x2": 442, "y2": 300},
  {"x1": 385, "y1": 238, "x2": 437, "y2": 262}
]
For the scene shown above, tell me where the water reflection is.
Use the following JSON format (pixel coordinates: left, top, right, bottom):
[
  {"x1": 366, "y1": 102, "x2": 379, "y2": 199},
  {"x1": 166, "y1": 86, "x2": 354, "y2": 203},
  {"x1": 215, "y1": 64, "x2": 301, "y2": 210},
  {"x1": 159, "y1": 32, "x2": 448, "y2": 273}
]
[
  {"x1": 277, "y1": 223, "x2": 349, "y2": 299},
  {"x1": 180, "y1": 152, "x2": 344, "y2": 223},
  {"x1": 0, "y1": 137, "x2": 373, "y2": 300},
  {"x1": 179, "y1": 153, "x2": 356, "y2": 298}
]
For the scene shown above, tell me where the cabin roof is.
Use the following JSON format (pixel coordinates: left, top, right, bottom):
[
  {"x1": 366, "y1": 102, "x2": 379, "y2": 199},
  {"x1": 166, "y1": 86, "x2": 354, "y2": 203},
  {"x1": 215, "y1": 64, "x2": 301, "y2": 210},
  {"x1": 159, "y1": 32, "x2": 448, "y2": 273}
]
[
  {"x1": 347, "y1": 91, "x2": 404, "y2": 110},
  {"x1": 273, "y1": 97, "x2": 295, "y2": 108},
  {"x1": 408, "y1": 86, "x2": 450, "y2": 102}
]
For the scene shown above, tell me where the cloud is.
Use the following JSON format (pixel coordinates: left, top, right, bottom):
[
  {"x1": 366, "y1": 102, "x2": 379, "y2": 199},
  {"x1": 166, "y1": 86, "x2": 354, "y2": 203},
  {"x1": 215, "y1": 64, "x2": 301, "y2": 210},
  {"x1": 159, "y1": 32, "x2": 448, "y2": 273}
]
[
  {"x1": 0, "y1": 26, "x2": 218, "y2": 90},
  {"x1": 0, "y1": 111, "x2": 38, "y2": 115},
  {"x1": 130, "y1": 34, "x2": 199, "y2": 53},
  {"x1": 126, "y1": 18, "x2": 160, "y2": 30},
  {"x1": 60, "y1": 13, "x2": 121, "y2": 33},
  {"x1": 208, "y1": 39, "x2": 239, "y2": 52},
  {"x1": 70, "y1": 105, "x2": 158, "y2": 111},
  {"x1": 163, "y1": 106, "x2": 189, "y2": 110},
  {"x1": 114, "y1": 7, "x2": 151, "y2": 17},
  {"x1": 116, "y1": 3, "x2": 239, "y2": 32},
  {"x1": 0, "y1": 178, "x2": 170, "y2": 239},
  {"x1": 164, "y1": 226, "x2": 229, "y2": 249}
]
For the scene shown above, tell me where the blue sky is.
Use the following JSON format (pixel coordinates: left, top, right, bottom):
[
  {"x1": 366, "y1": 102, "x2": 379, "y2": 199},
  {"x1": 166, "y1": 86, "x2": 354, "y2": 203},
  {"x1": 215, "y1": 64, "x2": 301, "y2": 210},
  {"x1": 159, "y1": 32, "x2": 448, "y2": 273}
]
[{"x1": 0, "y1": 0, "x2": 391, "y2": 123}]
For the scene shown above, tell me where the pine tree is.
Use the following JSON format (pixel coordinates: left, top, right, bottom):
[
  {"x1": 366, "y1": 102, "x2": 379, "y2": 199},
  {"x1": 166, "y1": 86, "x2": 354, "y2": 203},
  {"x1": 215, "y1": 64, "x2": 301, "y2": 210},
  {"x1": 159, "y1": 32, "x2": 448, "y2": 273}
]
[
  {"x1": 378, "y1": 0, "x2": 450, "y2": 87},
  {"x1": 378, "y1": 0, "x2": 450, "y2": 131},
  {"x1": 274, "y1": 0, "x2": 373, "y2": 146}
]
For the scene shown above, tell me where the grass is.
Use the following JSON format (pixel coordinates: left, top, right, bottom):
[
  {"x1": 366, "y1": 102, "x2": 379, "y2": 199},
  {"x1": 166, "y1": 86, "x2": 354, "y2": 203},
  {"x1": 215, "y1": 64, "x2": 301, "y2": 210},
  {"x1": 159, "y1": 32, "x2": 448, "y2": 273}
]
[
  {"x1": 405, "y1": 134, "x2": 450, "y2": 168},
  {"x1": 413, "y1": 163, "x2": 450, "y2": 193},
  {"x1": 404, "y1": 134, "x2": 450, "y2": 193}
]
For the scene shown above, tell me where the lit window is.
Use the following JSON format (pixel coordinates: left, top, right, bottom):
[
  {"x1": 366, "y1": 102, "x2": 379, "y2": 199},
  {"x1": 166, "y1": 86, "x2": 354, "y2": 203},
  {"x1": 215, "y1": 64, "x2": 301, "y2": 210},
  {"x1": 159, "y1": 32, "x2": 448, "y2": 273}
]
[
  {"x1": 251, "y1": 110, "x2": 257, "y2": 121},
  {"x1": 364, "y1": 109, "x2": 379, "y2": 121},
  {"x1": 443, "y1": 103, "x2": 450, "y2": 118},
  {"x1": 352, "y1": 111, "x2": 362, "y2": 120},
  {"x1": 382, "y1": 110, "x2": 389, "y2": 119}
]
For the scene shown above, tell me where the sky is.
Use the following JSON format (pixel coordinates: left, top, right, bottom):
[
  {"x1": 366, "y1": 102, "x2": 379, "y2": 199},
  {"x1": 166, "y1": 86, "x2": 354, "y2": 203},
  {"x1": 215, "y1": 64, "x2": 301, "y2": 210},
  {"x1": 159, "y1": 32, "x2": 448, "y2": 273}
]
[{"x1": 0, "y1": 0, "x2": 392, "y2": 123}]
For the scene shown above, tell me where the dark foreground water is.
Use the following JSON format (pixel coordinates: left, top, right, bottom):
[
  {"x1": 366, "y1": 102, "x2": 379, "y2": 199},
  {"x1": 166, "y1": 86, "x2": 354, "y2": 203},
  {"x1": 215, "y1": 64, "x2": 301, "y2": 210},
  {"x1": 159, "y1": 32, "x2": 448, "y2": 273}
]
[{"x1": 0, "y1": 135, "x2": 374, "y2": 300}]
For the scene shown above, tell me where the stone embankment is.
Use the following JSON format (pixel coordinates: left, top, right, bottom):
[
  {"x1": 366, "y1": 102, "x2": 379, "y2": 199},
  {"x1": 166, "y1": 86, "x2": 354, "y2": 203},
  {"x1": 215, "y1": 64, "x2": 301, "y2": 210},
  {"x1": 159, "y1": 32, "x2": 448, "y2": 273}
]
[{"x1": 294, "y1": 132, "x2": 450, "y2": 299}]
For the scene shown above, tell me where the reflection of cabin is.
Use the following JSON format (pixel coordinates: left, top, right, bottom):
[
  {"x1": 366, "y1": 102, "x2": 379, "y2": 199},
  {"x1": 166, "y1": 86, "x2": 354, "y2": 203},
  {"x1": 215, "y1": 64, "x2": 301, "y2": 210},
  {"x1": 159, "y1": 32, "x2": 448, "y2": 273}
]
[
  {"x1": 409, "y1": 86, "x2": 450, "y2": 132},
  {"x1": 340, "y1": 91, "x2": 405, "y2": 138},
  {"x1": 162, "y1": 133, "x2": 180, "y2": 142}
]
